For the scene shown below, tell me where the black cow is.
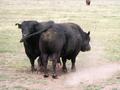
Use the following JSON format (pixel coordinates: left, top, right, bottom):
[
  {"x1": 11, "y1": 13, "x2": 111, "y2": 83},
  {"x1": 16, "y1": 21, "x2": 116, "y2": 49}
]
[
  {"x1": 37, "y1": 26, "x2": 66, "y2": 78},
  {"x1": 16, "y1": 21, "x2": 91, "y2": 79},
  {"x1": 16, "y1": 20, "x2": 54, "y2": 72},
  {"x1": 47, "y1": 23, "x2": 91, "y2": 73},
  {"x1": 37, "y1": 22, "x2": 90, "y2": 78},
  {"x1": 58, "y1": 23, "x2": 91, "y2": 72}
]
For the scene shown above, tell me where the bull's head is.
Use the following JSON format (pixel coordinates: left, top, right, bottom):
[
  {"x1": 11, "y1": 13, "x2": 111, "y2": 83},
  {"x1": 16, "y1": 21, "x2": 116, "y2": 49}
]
[
  {"x1": 15, "y1": 21, "x2": 39, "y2": 42},
  {"x1": 16, "y1": 21, "x2": 54, "y2": 42},
  {"x1": 81, "y1": 31, "x2": 91, "y2": 52}
]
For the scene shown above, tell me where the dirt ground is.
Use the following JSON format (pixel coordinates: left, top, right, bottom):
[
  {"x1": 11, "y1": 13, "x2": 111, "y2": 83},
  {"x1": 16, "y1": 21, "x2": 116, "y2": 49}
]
[{"x1": 0, "y1": 41, "x2": 120, "y2": 90}]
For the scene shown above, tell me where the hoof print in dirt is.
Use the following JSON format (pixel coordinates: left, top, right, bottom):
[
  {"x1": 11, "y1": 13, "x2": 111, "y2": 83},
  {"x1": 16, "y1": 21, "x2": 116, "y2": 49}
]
[
  {"x1": 44, "y1": 74, "x2": 49, "y2": 78},
  {"x1": 117, "y1": 76, "x2": 120, "y2": 79},
  {"x1": 71, "y1": 70, "x2": 76, "y2": 72},
  {"x1": 52, "y1": 75, "x2": 58, "y2": 79},
  {"x1": 62, "y1": 68, "x2": 68, "y2": 73},
  {"x1": 31, "y1": 68, "x2": 37, "y2": 73},
  {"x1": 71, "y1": 68, "x2": 76, "y2": 72},
  {"x1": 37, "y1": 67, "x2": 44, "y2": 73}
]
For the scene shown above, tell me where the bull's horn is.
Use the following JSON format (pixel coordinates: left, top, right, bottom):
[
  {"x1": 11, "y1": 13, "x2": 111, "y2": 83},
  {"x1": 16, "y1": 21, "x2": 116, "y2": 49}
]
[{"x1": 20, "y1": 38, "x2": 24, "y2": 43}]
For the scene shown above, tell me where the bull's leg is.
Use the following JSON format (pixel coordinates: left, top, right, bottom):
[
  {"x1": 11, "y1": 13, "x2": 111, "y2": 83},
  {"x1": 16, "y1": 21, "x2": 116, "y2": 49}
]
[
  {"x1": 37, "y1": 56, "x2": 44, "y2": 72},
  {"x1": 56, "y1": 58, "x2": 61, "y2": 69},
  {"x1": 52, "y1": 59, "x2": 57, "y2": 79},
  {"x1": 37, "y1": 57, "x2": 41, "y2": 71},
  {"x1": 29, "y1": 58, "x2": 36, "y2": 72},
  {"x1": 71, "y1": 57, "x2": 76, "y2": 72},
  {"x1": 42, "y1": 54, "x2": 49, "y2": 78},
  {"x1": 52, "y1": 53, "x2": 61, "y2": 79},
  {"x1": 62, "y1": 57, "x2": 67, "y2": 73},
  {"x1": 52, "y1": 53, "x2": 59, "y2": 79},
  {"x1": 57, "y1": 58, "x2": 61, "y2": 65}
]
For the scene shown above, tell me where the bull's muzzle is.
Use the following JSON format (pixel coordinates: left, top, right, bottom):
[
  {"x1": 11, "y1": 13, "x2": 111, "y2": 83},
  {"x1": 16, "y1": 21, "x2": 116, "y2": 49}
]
[
  {"x1": 20, "y1": 34, "x2": 27, "y2": 43},
  {"x1": 87, "y1": 45, "x2": 91, "y2": 51}
]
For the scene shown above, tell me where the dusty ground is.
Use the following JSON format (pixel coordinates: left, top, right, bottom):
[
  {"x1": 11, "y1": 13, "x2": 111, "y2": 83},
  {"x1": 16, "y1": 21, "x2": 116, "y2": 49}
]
[
  {"x1": 0, "y1": 41, "x2": 120, "y2": 90},
  {"x1": 0, "y1": 0, "x2": 120, "y2": 90}
]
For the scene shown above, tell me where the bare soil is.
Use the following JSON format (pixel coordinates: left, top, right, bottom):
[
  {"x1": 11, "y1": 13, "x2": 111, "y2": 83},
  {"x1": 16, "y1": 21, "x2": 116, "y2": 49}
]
[{"x1": 0, "y1": 41, "x2": 120, "y2": 90}]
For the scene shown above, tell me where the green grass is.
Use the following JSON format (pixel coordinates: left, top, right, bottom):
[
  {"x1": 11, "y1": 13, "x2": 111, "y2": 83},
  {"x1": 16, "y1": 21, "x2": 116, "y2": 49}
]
[
  {"x1": 85, "y1": 85, "x2": 103, "y2": 90},
  {"x1": 0, "y1": 86, "x2": 27, "y2": 90},
  {"x1": 0, "y1": 0, "x2": 120, "y2": 60},
  {"x1": 0, "y1": 74, "x2": 10, "y2": 81},
  {"x1": 0, "y1": 0, "x2": 119, "y2": 73},
  {"x1": 12, "y1": 86, "x2": 27, "y2": 90}
]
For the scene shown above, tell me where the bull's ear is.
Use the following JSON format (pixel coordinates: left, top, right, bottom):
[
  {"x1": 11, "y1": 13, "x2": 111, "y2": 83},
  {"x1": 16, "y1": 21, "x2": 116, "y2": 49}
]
[
  {"x1": 87, "y1": 31, "x2": 90, "y2": 36},
  {"x1": 15, "y1": 23, "x2": 21, "y2": 29}
]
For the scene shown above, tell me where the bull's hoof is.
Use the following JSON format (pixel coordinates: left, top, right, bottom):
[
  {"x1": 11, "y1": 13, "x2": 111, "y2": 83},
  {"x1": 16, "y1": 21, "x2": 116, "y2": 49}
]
[
  {"x1": 62, "y1": 68, "x2": 67, "y2": 73},
  {"x1": 44, "y1": 74, "x2": 49, "y2": 78},
  {"x1": 52, "y1": 74, "x2": 58, "y2": 79},
  {"x1": 31, "y1": 68, "x2": 37, "y2": 72}
]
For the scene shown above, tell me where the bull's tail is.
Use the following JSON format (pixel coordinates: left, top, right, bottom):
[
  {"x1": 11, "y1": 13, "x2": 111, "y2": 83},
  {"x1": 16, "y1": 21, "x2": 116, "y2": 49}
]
[{"x1": 20, "y1": 24, "x2": 53, "y2": 42}]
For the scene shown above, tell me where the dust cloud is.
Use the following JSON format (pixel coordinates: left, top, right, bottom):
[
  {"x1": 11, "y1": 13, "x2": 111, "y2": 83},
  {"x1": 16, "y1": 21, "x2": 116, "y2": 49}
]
[{"x1": 65, "y1": 63, "x2": 120, "y2": 86}]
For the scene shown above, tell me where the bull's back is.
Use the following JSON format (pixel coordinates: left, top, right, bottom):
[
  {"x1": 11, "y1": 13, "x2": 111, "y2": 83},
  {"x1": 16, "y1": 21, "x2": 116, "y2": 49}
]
[
  {"x1": 39, "y1": 28, "x2": 66, "y2": 54},
  {"x1": 55, "y1": 23, "x2": 83, "y2": 58}
]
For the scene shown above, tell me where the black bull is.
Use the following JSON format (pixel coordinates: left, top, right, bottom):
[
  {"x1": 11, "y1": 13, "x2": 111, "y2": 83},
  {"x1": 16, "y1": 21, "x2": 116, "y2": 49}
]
[
  {"x1": 16, "y1": 21, "x2": 55, "y2": 72},
  {"x1": 16, "y1": 21, "x2": 91, "y2": 78}
]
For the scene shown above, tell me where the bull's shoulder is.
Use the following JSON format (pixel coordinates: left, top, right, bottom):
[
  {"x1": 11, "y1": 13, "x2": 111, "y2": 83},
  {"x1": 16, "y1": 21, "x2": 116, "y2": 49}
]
[
  {"x1": 22, "y1": 20, "x2": 38, "y2": 24},
  {"x1": 41, "y1": 20, "x2": 54, "y2": 26}
]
